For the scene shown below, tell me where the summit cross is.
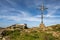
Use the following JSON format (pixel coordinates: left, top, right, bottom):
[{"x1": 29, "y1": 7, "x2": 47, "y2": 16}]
[{"x1": 38, "y1": 0, "x2": 48, "y2": 29}]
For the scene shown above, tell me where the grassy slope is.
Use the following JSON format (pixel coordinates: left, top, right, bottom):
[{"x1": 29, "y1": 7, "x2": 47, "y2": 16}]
[
  {"x1": 2, "y1": 24, "x2": 60, "y2": 40},
  {"x1": 3, "y1": 30, "x2": 56, "y2": 40}
]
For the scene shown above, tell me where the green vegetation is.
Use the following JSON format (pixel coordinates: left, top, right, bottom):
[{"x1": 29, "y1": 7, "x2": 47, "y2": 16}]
[
  {"x1": 50, "y1": 24, "x2": 60, "y2": 31},
  {"x1": 1, "y1": 30, "x2": 56, "y2": 40},
  {"x1": 1, "y1": 24, "x2": 60, "y2": 40}
]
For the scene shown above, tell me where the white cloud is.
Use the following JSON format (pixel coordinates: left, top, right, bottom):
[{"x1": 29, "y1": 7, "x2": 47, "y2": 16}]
[
  {"x1": 23, "y1": 17, "x2": 40, "y2": 21},
  {"x1": 0, "y1": 6, "x2": 60, "y2": 22},
  {"x1": 18, "y1": 10, "x2": 31, "y2": 17},
  {"x1": 0, "y1": 10, "x2": 34, "y2": 21},
  {"x1": 46, "y1": 5, "x2": 60, "y2": 18},
  {"x1": 0, "y1": 16, "x2": 21, "y2": 21},
  {"x1": 0, "y1": 15, "x2": 40, "y2": 22},
  {"x1": 0, "y1": 14, "x2": 60, "y2": 22},
  {"x1": 34, "y1": 14, "x2": 60, "y2": 18},
  {"x1": 6, "y1": 0, "x2": 17, "y2": 7}
]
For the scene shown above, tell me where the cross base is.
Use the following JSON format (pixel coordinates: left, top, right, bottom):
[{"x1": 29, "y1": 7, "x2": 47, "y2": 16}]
[{"x1": 39, "y1": 23, "x2": 46, "y2": 30}]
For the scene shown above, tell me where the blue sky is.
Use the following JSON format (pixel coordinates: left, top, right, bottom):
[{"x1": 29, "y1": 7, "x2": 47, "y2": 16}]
[{"x1": 0, "y1": 0, "x2": 60, "y2": 28}]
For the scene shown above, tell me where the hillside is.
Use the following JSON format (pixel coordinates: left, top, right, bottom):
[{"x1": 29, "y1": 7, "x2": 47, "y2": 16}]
[
  {"x1": 1, "y1": 30, "x2": 56, "y2": 40},
  {"x1": 48, "y1": 24, "x2": 60, "y2": 31},
  {"x1": 0, "y1": 24, "x2": 60, "y2": 40}
]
